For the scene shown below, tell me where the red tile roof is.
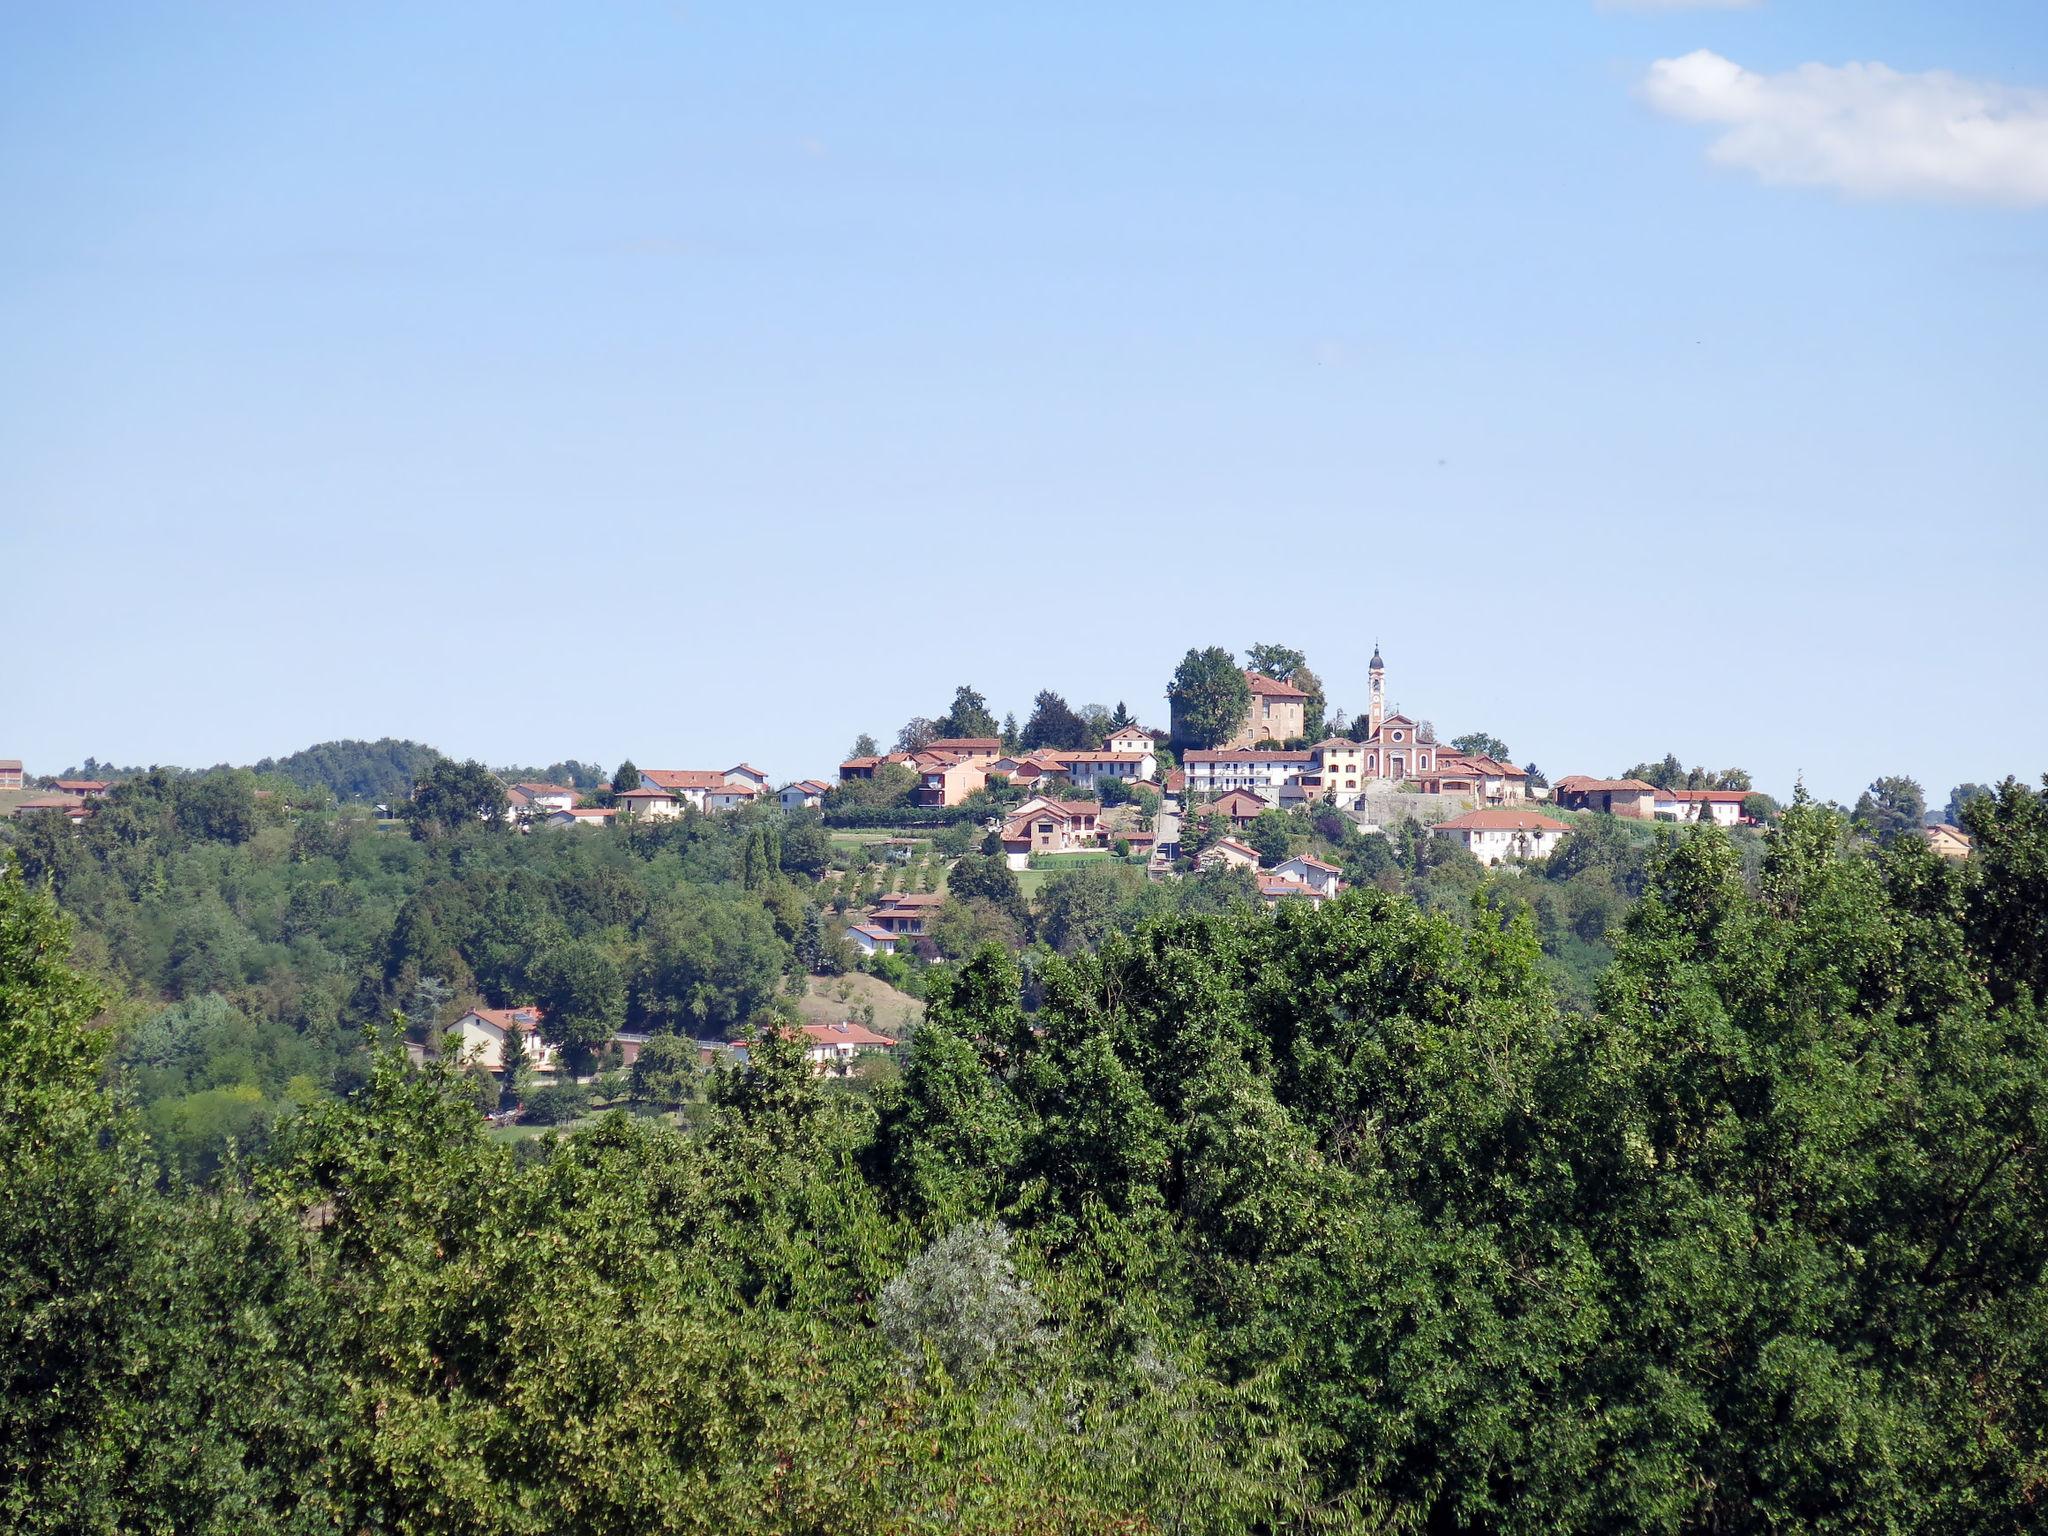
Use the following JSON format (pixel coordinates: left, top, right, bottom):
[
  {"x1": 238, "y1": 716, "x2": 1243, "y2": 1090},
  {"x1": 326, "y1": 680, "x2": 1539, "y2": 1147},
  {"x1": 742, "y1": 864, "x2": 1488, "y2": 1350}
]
[
  {"x1": 799, "y1": 1020, "x2": 898, "y2": 1048},
  {"x1": 1554, "y1": 777, "x2": 1657, "y2": 794},
  {"x1": 511, "y1": 781, "x2": 576, "y2": 796},
  {"x1": 1244, "y1": 671, "x2": 1308, "y2": 699},
  {"x1": 1437, "y1": 809, "x2": 1569, "y2": 832},
  {"x1": 466, "y1": 1005, "x2": 544, "y2": 1034},
  {"x1": 643, "y1": 769, "x2": 728, "y2": 790},
  {"x1": 924, "y1": 737, "x2": 1002, "y2": 753}
]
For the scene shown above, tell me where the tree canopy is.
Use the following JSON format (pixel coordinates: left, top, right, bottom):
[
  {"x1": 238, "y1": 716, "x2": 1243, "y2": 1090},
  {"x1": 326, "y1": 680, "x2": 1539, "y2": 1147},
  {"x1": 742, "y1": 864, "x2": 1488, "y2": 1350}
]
[{"x1": 1167, "y1": 646, "x2": 1252, "y2": 750}]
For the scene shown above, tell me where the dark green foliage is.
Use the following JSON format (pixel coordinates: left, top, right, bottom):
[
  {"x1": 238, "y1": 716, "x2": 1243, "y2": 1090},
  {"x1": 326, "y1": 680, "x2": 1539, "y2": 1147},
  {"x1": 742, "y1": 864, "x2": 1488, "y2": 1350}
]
[
  {"x1": 612, "y1": 759, "x2": 641, "y2": 792},
  {"x1": 1168, "y1": 646, "x2": 1252, "y2": 750},
  {"x1": 1946, "y1": 781, "x2": 1993, "y2": 827},
  {"x1": 947, "y1": 851, "x2": 1026, "y2": 921},
  {"x1": 1451, "y1": 730, "x2": 1511, "y2": 759},
  {"x1": 403, "y1": 756, "x2": 509, "y2": 839},
  {"x1": 630, "y1": 1032, "x2": 696, "y2": 1105},
  {"x1": 1625, "y1": 754, "x2": 1754, "y2": 792},
  {"x1": 254, "y1": 737, "x2": 441, "y2": 803},
  {"x1": 1023, "y1": 689, "x2": 1093, "y2": 751},
  {"x1": 520, "y1": 1079, "x2": 590, "y2": 1125},
  {"x1": 1853, "y1": 772, "x2": 1928, "y2": 843},
  {"x1": 938, "y1": 685, "x2": 1001, "y2": 741},
  {"x1": 11, "y1": 782, "x2": 2048, "y2": 1533}
]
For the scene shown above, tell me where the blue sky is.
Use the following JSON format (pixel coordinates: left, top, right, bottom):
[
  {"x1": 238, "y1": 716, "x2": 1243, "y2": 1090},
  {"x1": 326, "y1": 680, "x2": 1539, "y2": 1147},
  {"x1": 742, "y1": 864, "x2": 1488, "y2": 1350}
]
[{"x1": 3, "y1": 1, "x2": 2044, "y2": 803}]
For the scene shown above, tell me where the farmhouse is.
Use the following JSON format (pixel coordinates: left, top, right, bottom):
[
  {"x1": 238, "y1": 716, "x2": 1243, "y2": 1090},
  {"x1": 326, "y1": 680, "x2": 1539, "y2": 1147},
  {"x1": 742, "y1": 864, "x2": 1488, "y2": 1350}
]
[{"x1": 1435, "y1": 808, "x2": 1570, "y2": 866}]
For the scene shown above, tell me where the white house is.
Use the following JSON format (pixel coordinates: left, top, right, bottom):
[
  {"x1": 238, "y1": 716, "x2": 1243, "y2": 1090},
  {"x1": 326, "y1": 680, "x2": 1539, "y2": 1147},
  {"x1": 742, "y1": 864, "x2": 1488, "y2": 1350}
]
[
  {"x1": 724, "y1": 763, "x2": 771, "y2": 790},
  {"x1": 1049, "y1": 749, "x2": 1156, "y2": 790},
  {"x1": 760, "y1": 1020, "x2": 898, "y2": 1077},
  {"x1": 703, "y1": 782, "x2": 760, "y2": 812},
  {"x1": 640, "y1": 769, "x2": 729, "y2": 809},
  {"x1": 1198, "y1": 837, "x2": 1261, "y2": 873},
  {"x1": 1272, "y1": 853, "x2": 1343, "y2": 897},
  {"x1": 846, "y1": 922, "x2": 898, "y2": 956},
  {"x1": 449, "y1": 1005, "x2": 558, "y2": 1073},
  {"x1": 1182, "y1": 748, "x2": 1316, "y2": 799},
  {"x1": 1654, "y1": 788, "x2": 1747, "y2": 827},
  {"x1": 1105, "y1": 726, "x2": 1155, "y2": 754},
  {"x1": 507, "y1": 781, "x2": 577, "y2": 817},
  {"x1": 1434, "y1": 808, "x2": 1570, "y2": 866},
  {"x1": 778, "y1": 779, "x2": 831, "y2": 810},
  {"x1": 615, "y1": 786, "x2": 685, "y2": 820},
  {"x1": 1257, "y1": 872, "x2": 1332, "y2": 908}
]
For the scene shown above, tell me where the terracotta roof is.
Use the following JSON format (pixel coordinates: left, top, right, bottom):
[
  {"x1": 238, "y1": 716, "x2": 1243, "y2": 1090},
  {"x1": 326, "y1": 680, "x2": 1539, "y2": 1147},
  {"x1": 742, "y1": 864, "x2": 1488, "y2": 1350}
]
[
  {"x1": 725, "y1": 763, "x2": 768, "y2": 778},
  {"x1": 924, "y1": 737, "x2": 1002, "y2": 753},
  {"x1": 54, "y1": 780, "x2": 109, "y2": 792},
  {"x1": 781, "y1": 779, "x2": 831, "y2": 795},
  {"x1": 617, "y1": 786, "x2": 677, "y2": 800},
  {"x1": 1244, "y1": 671, "x2": 1308, "y2": 699},
  {"x1": 1201, "y1": 789, "x2": 1270, "y2": 818},
  {"x1": 1204, "y1": 837, "x2": 1259, "y2": 860},
  {"x1": 1555, "y1": 777, "x2": 1657, "y2": 794},
  {"x1": 1258, "y1": 874, "x2": 1322, "y2": 898},
  {"x1": 1437, "y1": 809, "x2": 1569, "y2": 832},
  {"x1": 873, "y1": 891, "x2": 946, "y2": 908},
  {"x1": 1283, "y1": 854, "x2": 1341, "y2": 874},
  {"x1": 0, "y1": 760, "x2": 21, "y2": 772},
  {"x1": 848, "y1": 923, "x2": 895, "y2": 942},
  {"x1": 466, "y1": 1005, "x2": 544, "y2": 1034},
  {"x1": 799, "y1": 1020, "x2": 898, "y2": 1048},
  {"x1": 511, "y1": 781, "x2": 575, "y2": 796},
  {"x1": 1664, "y1": 788, "x2": 1748, "y2": 803},
  {"x1": 643, "y1": 769, "x2": 728, "y2": 790},
  {"x1": 1054, "y1": 751, "x2": 1149, "y2": 764},
  {"x1": 706, "y1": 782, "x2": 759, "y2": 797},
  {"x1": 553, "y1": 807, "x2": 614, "y2": 819}
]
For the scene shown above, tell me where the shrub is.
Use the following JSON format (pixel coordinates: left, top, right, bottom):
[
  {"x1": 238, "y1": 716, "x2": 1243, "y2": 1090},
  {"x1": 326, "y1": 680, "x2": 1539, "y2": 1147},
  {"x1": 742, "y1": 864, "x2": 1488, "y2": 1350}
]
[{"x1": 521, "y1": 1081, "x2": 591, "y2": 1126}]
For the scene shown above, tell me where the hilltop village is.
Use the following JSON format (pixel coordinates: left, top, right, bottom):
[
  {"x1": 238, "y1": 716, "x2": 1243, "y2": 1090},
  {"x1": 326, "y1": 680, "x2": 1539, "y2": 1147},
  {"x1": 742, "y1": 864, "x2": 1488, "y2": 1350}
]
[{"x1": 1, "y1": 642, "x2": 1979, "y2": 1097}]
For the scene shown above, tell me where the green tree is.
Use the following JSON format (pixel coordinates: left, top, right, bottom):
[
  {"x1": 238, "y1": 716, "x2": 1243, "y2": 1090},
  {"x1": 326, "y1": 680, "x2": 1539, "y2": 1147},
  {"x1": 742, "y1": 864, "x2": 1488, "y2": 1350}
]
[
  {"x1": 404, "y1": 757, "x2": 509, "y2": 839},
  {"x1": 1022, "y1": 690, "x2": 1092, "y2": 751},
  {"x1": 629, "y1": 1032, "x2": 696, "y2": 1105},
  {"x1": 938, "y1": 685, "x2": 1000, "y2": 741},
  {"x1": 1168, "y1": 646, "x2": 1252, "y2": 750},
  {"x1": 896, "y1": 717, "x2": 939, "y2": 753},
  {"x1": 532, "y1": 939, "x2": 625, "y2": 1070},
  {"x1": 1247, "y1": 808, "x2": 1294, "y2": 866},
  {"x1": 946, "y1": 851, "x2": 1026, "y2": 922},
  {"x1": 611, "y1": 759, "x2": 641, "y2": 792},
  {"x1": 1946, "y1": 781, "x2": 1993, "y2": 827},
  {"x1": 848, "y1": 733, "x2": 880, "y2": 759},
  {"x1": 1853, "y1": 773, "x2": 1927, "y2": 843},
  {"x1": 1451, "y1": 731, "x2": 1512, "y2": 760},
  {"x1": 1245, "y1": 642, "x2": 1307, "y2": 681}
]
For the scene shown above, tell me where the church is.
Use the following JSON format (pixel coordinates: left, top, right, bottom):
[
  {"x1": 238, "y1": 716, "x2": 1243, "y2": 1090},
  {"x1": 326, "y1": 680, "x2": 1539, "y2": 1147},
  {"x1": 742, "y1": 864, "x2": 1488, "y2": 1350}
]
[{"x1": 1346, "y1": 646, "x2": 1436, "y2": 781}]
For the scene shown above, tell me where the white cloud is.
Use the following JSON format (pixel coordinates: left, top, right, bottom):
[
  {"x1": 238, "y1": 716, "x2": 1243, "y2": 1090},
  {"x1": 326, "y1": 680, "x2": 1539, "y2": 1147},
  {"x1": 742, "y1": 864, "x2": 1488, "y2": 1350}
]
[{"x1": 1642, "y1": 49, "x2": 2048, "y2": 205}]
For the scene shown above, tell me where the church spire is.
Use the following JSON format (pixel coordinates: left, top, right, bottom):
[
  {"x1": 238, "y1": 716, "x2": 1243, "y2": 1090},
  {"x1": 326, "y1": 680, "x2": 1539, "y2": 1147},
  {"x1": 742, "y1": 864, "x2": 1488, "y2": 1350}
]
[{"x1": 1369, "y1": 642, "x2": 1386, "y2": 735}]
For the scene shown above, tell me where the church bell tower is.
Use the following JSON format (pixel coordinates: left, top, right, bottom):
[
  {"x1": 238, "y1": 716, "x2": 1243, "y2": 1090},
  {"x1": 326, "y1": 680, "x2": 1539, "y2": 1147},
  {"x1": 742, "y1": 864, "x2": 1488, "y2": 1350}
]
[{"x1": 1368, "y1": 644, "x2": 1386, "y2": 735}]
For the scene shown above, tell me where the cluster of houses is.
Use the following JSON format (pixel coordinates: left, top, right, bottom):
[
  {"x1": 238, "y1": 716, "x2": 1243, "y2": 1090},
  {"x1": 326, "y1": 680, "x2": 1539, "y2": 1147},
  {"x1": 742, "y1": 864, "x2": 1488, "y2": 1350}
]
[
  {"x1": 445, "y1": 1003, "x2": 897, "y2": 1088},
  {"x1": 4, "y1": 772, "x2": 111, "y2": 824},
  {"x1": 840, "y1": 731, "x2": 1160, "y2": 808}
]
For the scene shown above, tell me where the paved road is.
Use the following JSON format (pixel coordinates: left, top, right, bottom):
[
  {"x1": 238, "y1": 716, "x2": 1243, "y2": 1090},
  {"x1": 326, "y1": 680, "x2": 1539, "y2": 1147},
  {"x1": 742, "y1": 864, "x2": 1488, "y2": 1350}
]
[{"x1": 1150, "y1": 795, "x2": 1181, "y2": 873}]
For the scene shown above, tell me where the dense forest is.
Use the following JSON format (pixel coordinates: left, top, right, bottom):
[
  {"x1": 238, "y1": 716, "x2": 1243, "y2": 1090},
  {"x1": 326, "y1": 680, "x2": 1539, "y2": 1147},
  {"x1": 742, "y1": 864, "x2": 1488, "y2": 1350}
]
[{"x1": 6, "y1": 768, "x2": 2048, "y2": 1531}]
